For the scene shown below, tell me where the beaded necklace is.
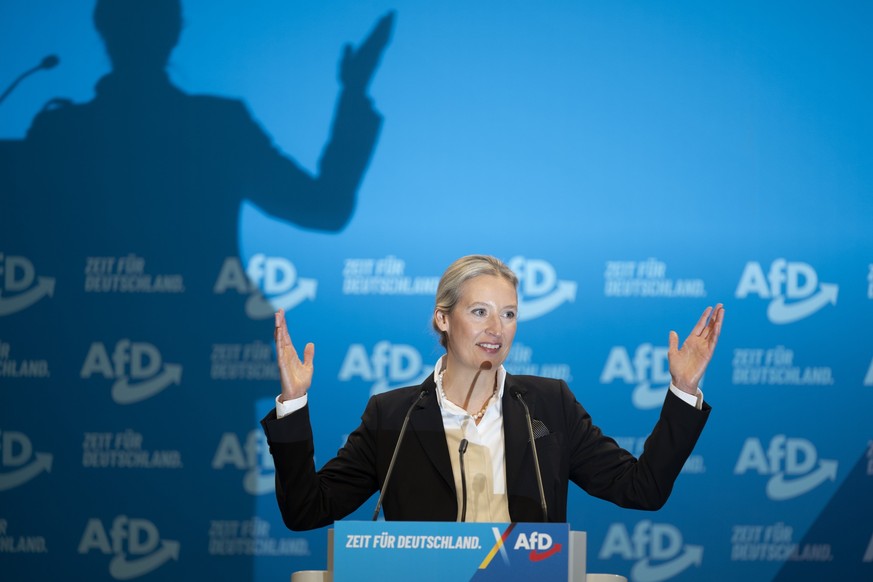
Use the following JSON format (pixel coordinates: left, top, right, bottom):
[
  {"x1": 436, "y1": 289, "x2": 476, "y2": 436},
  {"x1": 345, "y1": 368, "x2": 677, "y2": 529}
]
[{"x1": 439, "y1": 370, "x2": 498, "y2": 422}]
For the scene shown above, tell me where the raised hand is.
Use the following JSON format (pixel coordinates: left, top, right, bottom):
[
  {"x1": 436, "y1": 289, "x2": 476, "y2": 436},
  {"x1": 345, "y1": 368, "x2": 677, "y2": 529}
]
[
  {"x1": 274, "y1": 308, "x2": 315, "y2": 402},
  {"x1": 668, "y1": 304, "x2": 725, "y2": 395},
  {"x1": 340, "y1": 11, "x2": 395, "y2": 94}
]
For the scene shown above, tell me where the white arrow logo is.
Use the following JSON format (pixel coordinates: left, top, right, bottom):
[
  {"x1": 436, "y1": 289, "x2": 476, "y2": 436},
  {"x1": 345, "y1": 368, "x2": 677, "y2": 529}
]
[
  {"x1": 630, "y1": 545, "x2": 704, "y2": 582},
  {"x1": 518, "y1": 281, "x2": 576, "y2": 321},
  {"x1": 0, "y1": 277, "x2": 55, "y2": 316},
  {"x1": 767, "y1": 284, "x2": 838, "y2": 324},
  {"x1": 245, "y1": 278, "x2": 317, "y2": 319},
  {"x1": 632, "y1": 381, "x2": 669, "y2": 410},
  {"x1": 0, "y1": 452, "x2": 53, "y2": 491},
  {"x1": 766, "y1": 459, "x2": 838, "y2": 500},
  {"x1": 108, "y1": 540, "x2": 180, "y2": 580},
  {"x1": 111, "y1": 364, "x2": 183, "y2": 405}
]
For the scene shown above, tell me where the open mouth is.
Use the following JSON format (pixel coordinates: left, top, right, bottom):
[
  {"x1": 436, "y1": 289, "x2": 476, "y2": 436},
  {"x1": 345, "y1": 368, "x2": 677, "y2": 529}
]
[{"x1": 477, "y1": 343, "x2": 502, "y2": 351}]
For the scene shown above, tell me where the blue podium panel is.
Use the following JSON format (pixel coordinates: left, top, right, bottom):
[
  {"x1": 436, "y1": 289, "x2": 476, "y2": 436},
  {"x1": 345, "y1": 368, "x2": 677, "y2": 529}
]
[{"x1": 334, "y1": 521, "x2": 570, "y2": 582}]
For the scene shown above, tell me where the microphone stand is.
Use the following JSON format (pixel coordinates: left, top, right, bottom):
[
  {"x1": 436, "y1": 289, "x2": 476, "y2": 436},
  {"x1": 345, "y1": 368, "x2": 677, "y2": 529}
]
[
  {"x1": 514, "y1": 390, "x2": 548, "y2": 521},
  {"x1": 458, "y1": 439, "x2": 469, "y2": 522},
  {"x1": 0, "y1": 55, "x2": 60, "y2": 106},
  {"x1": 372, "y1": 389, "x2": 428, "y2": 520}
]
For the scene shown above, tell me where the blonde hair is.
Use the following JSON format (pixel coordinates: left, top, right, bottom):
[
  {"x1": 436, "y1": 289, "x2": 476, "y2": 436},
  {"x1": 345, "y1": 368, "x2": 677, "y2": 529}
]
[{"x1": 432, "y1": 255, "x2": 518, "y2": 348}]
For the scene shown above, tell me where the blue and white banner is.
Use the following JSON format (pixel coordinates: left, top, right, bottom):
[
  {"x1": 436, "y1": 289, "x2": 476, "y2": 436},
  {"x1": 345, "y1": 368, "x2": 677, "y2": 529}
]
[
  {"x1": 2, "y1": 1, "x2": 871, "y2": 581},
  {"x1": 334, "y1": 521, "x2": 569, "y2": 581}
]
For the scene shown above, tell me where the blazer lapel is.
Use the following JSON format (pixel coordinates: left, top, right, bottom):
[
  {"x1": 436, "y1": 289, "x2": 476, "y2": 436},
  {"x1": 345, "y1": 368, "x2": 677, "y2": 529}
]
[
  {"x1": 502, "y1": 375, "x2": 532, "y2": 497},
  {"x1": 409, "y1": 376, "x2": 455, "y2": 494}
]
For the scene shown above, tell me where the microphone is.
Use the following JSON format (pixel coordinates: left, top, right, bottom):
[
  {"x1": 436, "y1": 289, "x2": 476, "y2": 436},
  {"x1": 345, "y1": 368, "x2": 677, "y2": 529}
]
[
  {"x1": 458, "y1": 438, "x2": 469, "y2": 522},
  {"x1": 372, "y1": 388, "x2": 428, "y2": 520},
  {"x1": 0, "y1": 55, "x2": 61, "y2": 106},
  {"x1": 513, "y1": 389, "x2": 548, "y2": 521}
]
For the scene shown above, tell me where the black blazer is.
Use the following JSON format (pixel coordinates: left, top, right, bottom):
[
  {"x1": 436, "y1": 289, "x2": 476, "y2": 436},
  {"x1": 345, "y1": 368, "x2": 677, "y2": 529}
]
[{"x1": 261, "y1": 374, "x2": 710, "y2": 531}]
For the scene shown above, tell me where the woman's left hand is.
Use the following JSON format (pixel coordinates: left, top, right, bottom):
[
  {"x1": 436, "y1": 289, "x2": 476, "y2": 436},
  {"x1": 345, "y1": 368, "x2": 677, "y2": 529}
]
[{"x1": 668, "y1": 304, "x2": 725, "y2": 395}]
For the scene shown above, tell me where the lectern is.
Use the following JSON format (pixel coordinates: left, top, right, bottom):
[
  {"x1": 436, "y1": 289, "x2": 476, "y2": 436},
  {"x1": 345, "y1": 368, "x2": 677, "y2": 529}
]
[{"x1": 293, "y1": 521, "x2": 588, "y2": 582}]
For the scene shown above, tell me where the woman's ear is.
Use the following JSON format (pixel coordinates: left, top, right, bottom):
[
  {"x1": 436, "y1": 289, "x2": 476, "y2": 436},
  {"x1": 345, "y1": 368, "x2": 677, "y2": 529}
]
[{"x1": 434, "y1": 309, "x2": 448, "y2": 332}]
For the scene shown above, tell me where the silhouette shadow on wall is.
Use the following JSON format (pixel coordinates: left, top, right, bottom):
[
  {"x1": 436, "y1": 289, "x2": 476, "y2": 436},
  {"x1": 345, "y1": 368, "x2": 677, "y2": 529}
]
[{"x1": 5, "y1": 0, "x2": 392, "y2": 289}]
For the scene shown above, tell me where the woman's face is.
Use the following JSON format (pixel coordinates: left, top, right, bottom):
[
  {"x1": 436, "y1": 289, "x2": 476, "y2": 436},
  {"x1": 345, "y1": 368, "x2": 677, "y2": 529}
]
[{"x1": 435, "y1": 275, "x2": 518, "y2": 373}]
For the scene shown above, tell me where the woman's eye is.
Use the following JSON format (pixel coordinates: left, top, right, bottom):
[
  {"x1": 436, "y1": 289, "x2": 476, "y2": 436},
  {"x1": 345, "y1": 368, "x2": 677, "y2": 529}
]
[
  {"x1": 472, "y1": 308, "x2": 486, "y2": 317},
  {"x1": 503, "y1": 311, "x2": 516, "y2": 320}
]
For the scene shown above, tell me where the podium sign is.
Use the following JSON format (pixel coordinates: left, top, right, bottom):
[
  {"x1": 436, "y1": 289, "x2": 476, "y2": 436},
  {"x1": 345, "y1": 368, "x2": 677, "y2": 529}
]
[{"x1": 333, "y1": 521, "x2": 570, "y2": 581}]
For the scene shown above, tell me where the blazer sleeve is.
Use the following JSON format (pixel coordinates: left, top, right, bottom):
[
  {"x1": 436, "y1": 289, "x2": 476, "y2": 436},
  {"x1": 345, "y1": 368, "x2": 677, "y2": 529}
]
[
  {"x1": 261, "y1": 402, "x2": 380, "y2": 531},
  {"x1": 565, "y1": 385, "x2": 710, "y2": 510}
]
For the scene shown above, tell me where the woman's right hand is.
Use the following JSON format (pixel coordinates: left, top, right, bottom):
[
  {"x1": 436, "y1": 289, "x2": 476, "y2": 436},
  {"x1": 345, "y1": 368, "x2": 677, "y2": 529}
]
[{"x1": 274, "y1": 308, "x2": 315, "y2": 402}]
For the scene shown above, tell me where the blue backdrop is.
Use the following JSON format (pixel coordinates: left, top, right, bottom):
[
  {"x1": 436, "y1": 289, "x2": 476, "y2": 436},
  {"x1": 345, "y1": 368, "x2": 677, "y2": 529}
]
[{"x1": 2, "y1": 1, "x2": 871, "y2": 581}]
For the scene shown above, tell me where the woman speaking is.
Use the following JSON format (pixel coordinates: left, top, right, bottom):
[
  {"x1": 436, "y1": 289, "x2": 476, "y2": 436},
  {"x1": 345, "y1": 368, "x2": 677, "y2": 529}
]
[{"x1": 261, "y1": 255, "x2": 724, "y2": 529}]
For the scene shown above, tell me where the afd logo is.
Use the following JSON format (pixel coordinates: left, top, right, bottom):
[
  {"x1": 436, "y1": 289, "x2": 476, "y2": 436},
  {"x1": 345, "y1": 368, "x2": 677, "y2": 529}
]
[
  {"x1": 78, "y1": 516, "x2": 179, "y2": 580},
  {"x1": 212, "y1": 429, "x2": 274, "y2": 495},
  {"x1": 0, "y1": 254, "x2": 55, "y2": 316},
  {"x1": 0, "y1": 431, "x2": 52, "y2": 491},
  {"x1": 735, "y1": 259, "x2": 837, "y2": 324},
  {"x1": 734, "y1": 435, "x2": 838, "y2": 500},
  {"x1": 339, "y1": 342, "x2": 433, "y2": 396},
  {"x1": 80, "y1": 341, "x2": 182, "y2": 404},
  {"x1": 513, "y1": 531, "x2": 562, "y2": 562},
  {"x1": 600, "y1": 344, "x2": 671, "y2": 410},
  {"x1": 214, "y1": 255, "x2": 316, "y2": 319},
  {"x1": 599, "y1": 521, "x2": 703, "y2": 582},
  {"x1": 507, "y1": 257, "x2": 576, "y2": 321}
]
